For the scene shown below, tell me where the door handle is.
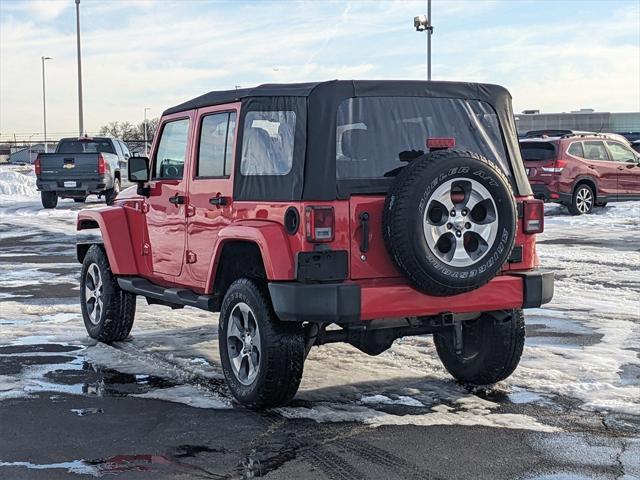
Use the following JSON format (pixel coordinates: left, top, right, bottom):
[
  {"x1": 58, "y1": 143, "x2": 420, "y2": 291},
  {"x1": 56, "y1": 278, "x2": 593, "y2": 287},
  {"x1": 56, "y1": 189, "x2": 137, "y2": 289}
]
[
  {"x1": 169, "y1": 194, "x2": 185, "y2": 205},
  {"x1": 209, "y1": 196, "x2": 228, "y2": 206},
  {"x1": 588, "y1": 165, "x2": 596, "y2": 169},
  {"x1": 359, "y1": 212, "x2": 370, "y2": 253}
]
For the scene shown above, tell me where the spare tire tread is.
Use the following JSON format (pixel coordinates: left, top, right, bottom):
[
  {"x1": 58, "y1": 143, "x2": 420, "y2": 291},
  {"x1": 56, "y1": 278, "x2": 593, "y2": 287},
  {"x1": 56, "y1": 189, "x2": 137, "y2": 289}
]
[{"x1": 383, "y1": 150, "x2": 516, "y2": 296}]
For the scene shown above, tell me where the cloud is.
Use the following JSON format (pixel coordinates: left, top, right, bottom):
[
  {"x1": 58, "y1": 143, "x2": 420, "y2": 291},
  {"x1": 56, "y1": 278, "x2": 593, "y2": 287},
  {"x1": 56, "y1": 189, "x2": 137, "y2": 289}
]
[{"x1": 25, "y1": 0, "x2": 70, "y2": 21}]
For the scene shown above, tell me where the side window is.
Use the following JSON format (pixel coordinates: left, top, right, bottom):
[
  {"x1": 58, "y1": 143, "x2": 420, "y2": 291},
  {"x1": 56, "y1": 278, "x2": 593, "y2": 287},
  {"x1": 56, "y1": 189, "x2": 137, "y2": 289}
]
[
  {"x1": 606, "y1": 141, "x2": 636, "y2": 163},
  {"x1": 567, "y1": 142, "x2": 584, "y2": 158},
  {"x1": 240, "y1": 111, "x2": 296, "y2": 176},
  {"x1": 197, "y1": 112, "x2": 236, "y2": 177},
  {"x1": 583, "y1": 141, "x2": 609, "y2": 161},
  {"x1": 153, "y1": 119, "x2": 190, "y2": 179}
]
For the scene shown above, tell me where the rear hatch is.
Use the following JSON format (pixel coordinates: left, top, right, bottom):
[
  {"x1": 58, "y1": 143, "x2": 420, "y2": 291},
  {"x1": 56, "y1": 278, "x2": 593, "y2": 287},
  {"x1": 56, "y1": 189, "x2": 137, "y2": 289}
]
[
  {"x1": 520, "y1": 140, "x2": 559, "y2": 184},
  {"x1": 336, "y1": 96, "x2": 518, "y2": 280}
]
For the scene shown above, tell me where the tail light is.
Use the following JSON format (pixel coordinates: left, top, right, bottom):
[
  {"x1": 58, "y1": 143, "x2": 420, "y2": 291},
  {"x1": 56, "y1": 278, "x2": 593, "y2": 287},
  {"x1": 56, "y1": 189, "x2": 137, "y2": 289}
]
[
  {"x1": 541, "y1": 158, "x2": 567, "y2": 173},
  {"x1": 427, "y1": 137, "x2": 456, "y2": 151},
  {"x1": 305, "y1": 206, "x2": 334, "y2": 242},
  {"x1": 34, "y1": 156, "x2": 42, "y2": 176},
  {"x1": 97, "y1": 154, "x2": 106, "y2": 175},
  {"x1": 523, "y1": 199, "x2": 544, "y2": 234}
]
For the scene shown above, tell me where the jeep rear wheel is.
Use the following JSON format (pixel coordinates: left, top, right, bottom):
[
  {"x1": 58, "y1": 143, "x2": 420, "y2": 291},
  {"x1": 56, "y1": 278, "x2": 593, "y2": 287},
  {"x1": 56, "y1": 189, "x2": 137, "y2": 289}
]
[
  {"x1": 219, "y1": 279, "x2": 305, "y2": 409},
  {"x1": 434, "y1": 309, "x2": 525, "y2": 386},
  {"x1": 41, "y1": 191, "x2": 58, "y2": 209},
  {"x1": 383, "y1": 150, "x2": 516, "y2": 296},
  {"x1": 80, "y1": 245, "x2": 136, "y2": 342}
]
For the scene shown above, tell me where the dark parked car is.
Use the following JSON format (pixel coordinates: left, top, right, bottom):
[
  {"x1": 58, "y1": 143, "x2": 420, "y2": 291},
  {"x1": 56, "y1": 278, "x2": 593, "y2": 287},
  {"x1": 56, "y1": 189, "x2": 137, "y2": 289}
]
[
  {"x1": 35, "y1": 137, "x2": 130, "y2": 208},
  {"x1": 521, "y1": 133, "x2": 640, "y2": 214}
]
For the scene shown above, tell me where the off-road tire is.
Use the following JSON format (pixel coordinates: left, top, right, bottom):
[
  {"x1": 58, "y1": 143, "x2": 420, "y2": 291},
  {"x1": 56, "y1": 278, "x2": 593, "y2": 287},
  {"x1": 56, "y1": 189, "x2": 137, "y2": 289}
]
[
  {"x1": 434, "y1": 309, "x2": 525, "y2": 386},
  {"x1": 104, "y1": 178, "x2": 120, "y2": 206},
  {"x1": 41, "y1": 191, "x2": 58, "y2": 209},
  {"x1": 80, "y1": 245, "x2": 136, "y2": 343},
  {"x1": 219, "y1": 278, "x2": 305, "y2": 409},
  {"x1": 383, "y1": 150, "x2": 517, "y2": 296},
  {"x1": 568, "y1": 183, "x2": 594, "y2": 215}
]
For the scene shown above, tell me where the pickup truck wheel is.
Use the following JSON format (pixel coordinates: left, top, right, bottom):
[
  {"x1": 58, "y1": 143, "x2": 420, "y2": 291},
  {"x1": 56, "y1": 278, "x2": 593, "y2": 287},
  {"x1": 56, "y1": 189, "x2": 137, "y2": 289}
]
[
  {"x1": 219, "y1": 278, "x2": 305, "y2": 409},
  {"x1": 383, "y1": 150, "x2": 516, "y2": 296},
  {"x1": 434, "y1": 309, "x2": 524, "y2": 386},
  {"x1": 104, "y1": 178, "x2": 120, "y2": 206},
  {"x1": 80, "y1": 245, "x2": 136, "y2": 343},
  {"x1": 41, "y1": 191, "x2": 58, "y2": 209},
  {"x1": 568, "y1": 184, "x2": 594, "y2": 215}
]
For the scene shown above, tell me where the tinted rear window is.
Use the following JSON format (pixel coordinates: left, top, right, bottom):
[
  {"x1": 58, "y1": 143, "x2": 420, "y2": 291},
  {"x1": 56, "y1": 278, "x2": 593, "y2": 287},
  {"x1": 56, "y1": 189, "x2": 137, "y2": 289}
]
[
  {"x1": 336, "y1": 97, "x2": 509, "y2": 179},
  {"x1": 57, "y1": 139, "x2": 115, "y2": 154},
  {"x1": 519, "y1": 142, "x2": 557, "y2": 160}
]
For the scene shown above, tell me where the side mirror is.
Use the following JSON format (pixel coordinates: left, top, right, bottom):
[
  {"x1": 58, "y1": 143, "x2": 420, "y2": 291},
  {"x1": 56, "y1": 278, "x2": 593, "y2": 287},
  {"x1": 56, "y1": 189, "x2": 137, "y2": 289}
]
[
  {"x1": 128, "y1": 156, "x2": 149, "y2": 182},
  {"x1": 128, "y1": 156, "x2": 151, "y2": 196}
]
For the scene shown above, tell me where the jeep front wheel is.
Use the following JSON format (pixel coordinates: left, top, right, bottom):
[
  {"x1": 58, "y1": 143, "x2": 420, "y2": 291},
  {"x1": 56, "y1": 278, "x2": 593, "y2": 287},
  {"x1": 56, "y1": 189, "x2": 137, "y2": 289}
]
[
  {"x1": 434, "y1": 309, "x2": 524, "y2": 386},
  {"x1": 80, "y1": 245, "x2": 136, "y2": 342},
  {"x1": 219, "y1": 279, "x2": 305, "y2": 409}
]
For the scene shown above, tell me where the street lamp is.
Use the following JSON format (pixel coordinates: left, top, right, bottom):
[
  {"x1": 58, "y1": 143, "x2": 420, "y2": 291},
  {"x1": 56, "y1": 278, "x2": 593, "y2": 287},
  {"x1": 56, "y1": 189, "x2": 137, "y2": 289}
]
[
  {"x1": 143, "y1": 107, "x2": 151, "y2": 156},
  {"x1": 414, "y1": 0, "x2": 433, "y2": 81},
  {"x1": 41, "y1": 56, "x2": 52, "y2": 153},
  {"x1": 75, "y1": 0, "x2": 84, "y2": 137}
]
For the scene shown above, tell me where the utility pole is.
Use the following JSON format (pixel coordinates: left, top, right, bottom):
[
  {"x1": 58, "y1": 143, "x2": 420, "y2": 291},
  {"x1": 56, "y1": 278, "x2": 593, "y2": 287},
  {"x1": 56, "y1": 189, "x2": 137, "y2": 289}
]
[
  {"x1": 143, "y1": 107, "x2": 151, "y2": 156},
  {"x1": 75, "y1": 0, "x2": 84, "y2": 137},
  {"x1": 414, "y1": 0, "x2": 433, "y2": 81},
  {"x1": 41, "y1": 56, "x2": 52, "y2": 152},
  {"x1": 427, "y1": 0, "x2": 432, "y2": 81}
]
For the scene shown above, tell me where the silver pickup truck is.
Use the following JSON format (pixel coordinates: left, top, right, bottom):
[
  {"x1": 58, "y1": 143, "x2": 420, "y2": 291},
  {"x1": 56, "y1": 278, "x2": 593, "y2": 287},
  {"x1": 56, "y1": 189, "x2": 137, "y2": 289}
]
[{"x1": 35, "y1": 137, "x2": 130, "y2": 208}]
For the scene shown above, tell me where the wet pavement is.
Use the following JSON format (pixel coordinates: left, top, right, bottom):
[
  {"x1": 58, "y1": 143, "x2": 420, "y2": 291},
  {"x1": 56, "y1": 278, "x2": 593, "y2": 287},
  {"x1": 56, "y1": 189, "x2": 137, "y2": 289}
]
[{"x1": 1, "y1": 194, "x2": 639, "y2": 479}]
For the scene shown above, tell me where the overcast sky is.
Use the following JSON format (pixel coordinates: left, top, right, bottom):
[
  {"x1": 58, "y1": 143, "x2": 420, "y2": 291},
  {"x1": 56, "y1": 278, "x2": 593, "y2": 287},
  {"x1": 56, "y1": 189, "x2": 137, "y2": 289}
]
[{"x1": 1, "y1": 0, "x2": 639, "y2": 140}]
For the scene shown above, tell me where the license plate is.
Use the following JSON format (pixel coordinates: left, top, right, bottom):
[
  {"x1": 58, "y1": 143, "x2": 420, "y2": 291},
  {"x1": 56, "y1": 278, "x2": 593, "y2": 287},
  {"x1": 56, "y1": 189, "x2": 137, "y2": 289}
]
[{"x1": 64, "y1": 181, "x2": 77, "y2": 188}]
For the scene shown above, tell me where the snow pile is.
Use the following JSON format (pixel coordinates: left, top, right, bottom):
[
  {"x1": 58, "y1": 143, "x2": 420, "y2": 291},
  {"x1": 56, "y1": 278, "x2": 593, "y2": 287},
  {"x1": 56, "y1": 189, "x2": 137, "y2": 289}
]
[{"x1": 0, "y1": 167, "x2": 37, "y2": 198}]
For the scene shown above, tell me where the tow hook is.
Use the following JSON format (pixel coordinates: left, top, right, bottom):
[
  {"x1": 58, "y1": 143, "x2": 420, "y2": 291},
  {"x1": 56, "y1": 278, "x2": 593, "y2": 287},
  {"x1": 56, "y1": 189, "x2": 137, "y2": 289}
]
[{"x1": 454, "y1": 320, "x2": 464, "y2": 355}]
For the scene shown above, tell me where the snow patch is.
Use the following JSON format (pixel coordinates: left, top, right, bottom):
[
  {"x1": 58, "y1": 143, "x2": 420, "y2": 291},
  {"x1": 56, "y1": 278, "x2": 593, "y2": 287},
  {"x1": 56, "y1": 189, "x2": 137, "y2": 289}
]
[{"x1": 133, "y1": 385, "x2": 231, "y2": 409}]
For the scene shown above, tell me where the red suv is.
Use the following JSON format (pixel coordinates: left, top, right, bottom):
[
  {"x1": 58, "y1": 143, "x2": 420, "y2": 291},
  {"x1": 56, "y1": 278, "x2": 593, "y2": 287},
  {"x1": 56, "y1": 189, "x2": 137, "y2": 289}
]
[
  {"x1": 76, "y1": 81, "x2": 553, "y2": 408},
  {"x1": 521, "y1": 134, "x2": 640, "y2": 215}
]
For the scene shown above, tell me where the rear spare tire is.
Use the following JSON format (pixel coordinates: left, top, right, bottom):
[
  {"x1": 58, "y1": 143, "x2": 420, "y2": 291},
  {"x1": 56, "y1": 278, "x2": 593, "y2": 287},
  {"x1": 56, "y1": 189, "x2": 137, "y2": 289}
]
[{"x1": 383, "y1": 150, "x2": 516, "y2": 296}]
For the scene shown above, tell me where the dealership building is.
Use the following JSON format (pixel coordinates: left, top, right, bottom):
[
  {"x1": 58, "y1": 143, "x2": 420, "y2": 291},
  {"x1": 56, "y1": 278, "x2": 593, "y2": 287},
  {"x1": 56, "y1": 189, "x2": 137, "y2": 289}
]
[{"x1": 514, "y1": 109, "x2": 640, "y2": 140}]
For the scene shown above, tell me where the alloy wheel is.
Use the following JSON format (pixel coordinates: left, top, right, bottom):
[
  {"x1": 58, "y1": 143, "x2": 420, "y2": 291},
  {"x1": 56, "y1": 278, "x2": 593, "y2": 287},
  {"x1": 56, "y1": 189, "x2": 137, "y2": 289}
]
[
  {"x1": 85, "y1": 263, "x2": 104, "y2": 325},
  {"x1": 575, "y1": 187, "x2": 593, "y2": 214},
  {"x1": 423, "y1": 178, "x2": 499, "y2": 268},
  {"x1": 226, "y1": 302, "x2": 261, "y2": 385}
]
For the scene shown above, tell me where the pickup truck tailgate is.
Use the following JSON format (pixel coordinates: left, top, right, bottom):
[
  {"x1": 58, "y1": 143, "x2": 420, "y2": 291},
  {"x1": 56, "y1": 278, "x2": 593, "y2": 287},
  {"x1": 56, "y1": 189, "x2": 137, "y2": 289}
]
[{"x1": 39, "y1": 154, "x2": 102, "y2": 181}]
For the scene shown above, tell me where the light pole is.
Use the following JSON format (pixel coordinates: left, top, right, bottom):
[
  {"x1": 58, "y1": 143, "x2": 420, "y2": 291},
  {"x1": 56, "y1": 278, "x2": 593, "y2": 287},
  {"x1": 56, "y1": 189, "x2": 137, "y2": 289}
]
[
  {"x1": 414, "y1": 0, "x2": 433, "y2": 81},
  {"x1": 41, "y1": 56, "x2": 52, "y2": 153},
  {"x1": 143, "y1": 107, "x2": 151, "y2": 156},
  {"x1": 75, "y1": 0, "x2": 84, "y2": 137}
]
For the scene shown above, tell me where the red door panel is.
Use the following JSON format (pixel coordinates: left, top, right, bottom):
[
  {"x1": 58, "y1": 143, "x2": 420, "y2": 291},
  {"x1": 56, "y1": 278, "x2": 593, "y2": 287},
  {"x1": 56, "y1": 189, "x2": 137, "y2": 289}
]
[{"x1": 186, "y1": 104, "x2": 240, "y2": 284}]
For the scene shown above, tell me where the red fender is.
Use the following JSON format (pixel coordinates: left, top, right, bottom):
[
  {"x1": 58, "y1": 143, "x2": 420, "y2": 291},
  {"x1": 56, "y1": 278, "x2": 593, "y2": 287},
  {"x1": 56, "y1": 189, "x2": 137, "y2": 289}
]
[
  {"x1": 205, "y1": 221, "x2": 294, "y2": 293},
  {"x1": 77, "y1": 207, "x2": 138, "y2": 275}
]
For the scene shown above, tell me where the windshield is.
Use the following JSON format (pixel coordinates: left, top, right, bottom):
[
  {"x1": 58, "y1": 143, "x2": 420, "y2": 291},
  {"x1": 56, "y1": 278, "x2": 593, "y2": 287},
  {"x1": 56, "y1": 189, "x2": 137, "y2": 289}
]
[
  {"x1": 57, "y1": 139, "x2": 114, "y2": 154},
  {"x1": 336, "y1": 97, "x2": 509, "y2": 179},
  {"x1": 519, "y1": 141, "x2": 557, "y2": 161}
]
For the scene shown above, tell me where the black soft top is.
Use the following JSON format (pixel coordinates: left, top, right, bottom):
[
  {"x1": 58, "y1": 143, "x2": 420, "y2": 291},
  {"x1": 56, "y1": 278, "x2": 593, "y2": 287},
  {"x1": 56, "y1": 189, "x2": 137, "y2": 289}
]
[
  {"x1": 165, "y1": 80, "x2": 510, "y2": 115},
  {"x1": 163, "y1": 80, "x2": 530, "y2": 200}
]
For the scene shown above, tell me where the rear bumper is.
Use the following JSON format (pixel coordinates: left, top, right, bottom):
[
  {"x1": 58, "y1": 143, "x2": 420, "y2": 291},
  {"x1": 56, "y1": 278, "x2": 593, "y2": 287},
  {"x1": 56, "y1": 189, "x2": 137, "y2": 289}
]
[
  {"x1": 269, "y1": 270, "x2": 554, "y2": 323},
  {"x1": 37, "y1": 178, "x2": 110, "y2": 194}
]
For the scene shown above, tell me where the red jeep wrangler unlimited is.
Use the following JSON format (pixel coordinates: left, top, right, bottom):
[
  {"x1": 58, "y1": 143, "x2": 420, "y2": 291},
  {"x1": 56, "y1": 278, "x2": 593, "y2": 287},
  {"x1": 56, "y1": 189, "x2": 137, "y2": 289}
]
[{"x1": 77, "y1": 81, "x2": 554, "y2": 408}]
